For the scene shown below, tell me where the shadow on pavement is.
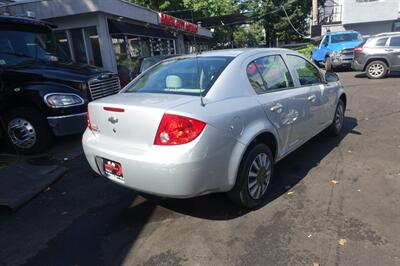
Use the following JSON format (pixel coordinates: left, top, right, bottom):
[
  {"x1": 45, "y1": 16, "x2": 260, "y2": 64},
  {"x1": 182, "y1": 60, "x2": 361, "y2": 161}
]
[
  {"x1": 354, "y1": 71, "x2": 400, "y2": 79},
  {"x1": 139, "y1": 116, "x2": 359, "y2": 220}
]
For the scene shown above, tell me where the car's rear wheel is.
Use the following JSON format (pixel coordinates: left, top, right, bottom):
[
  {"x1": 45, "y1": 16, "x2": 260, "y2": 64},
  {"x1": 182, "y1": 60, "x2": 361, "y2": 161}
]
[
  {"x1": 328, "y1": 99, "x2": 345, "y2": 136},
  {"x1": 366, "y1": 60, "x2": 387, "y2": 79},
  {"x1": 3, "y1": 107, "x2": 53, "y2": 154},
  {"x1": 228, "y1": 143, "x2": 274, "y2": 209}
]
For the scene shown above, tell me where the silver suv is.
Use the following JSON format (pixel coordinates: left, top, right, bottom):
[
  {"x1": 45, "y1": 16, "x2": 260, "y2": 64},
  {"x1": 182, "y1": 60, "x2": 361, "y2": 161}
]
[{"x1": 352, "y1": 33, "x2": 400, "y2": 79}]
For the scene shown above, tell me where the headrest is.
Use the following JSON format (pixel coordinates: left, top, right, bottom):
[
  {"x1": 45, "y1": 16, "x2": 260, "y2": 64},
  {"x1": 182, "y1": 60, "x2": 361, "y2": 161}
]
[{"x1": 166, "y1": 75, "x2": 182, "y2": 89}]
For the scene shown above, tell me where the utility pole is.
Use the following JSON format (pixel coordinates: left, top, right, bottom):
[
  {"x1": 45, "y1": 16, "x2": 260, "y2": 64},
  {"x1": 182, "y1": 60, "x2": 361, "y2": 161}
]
[{"x1": 312, "y1": 0, "x2": 318, "y2": 26}]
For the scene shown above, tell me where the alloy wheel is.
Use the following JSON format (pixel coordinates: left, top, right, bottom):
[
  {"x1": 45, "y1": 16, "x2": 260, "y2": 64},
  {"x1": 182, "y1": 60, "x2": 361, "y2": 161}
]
[
  {"x1": 247, "y1": 153, "x2": 272, "y2": 200},
  {"x1": 335, "y1": 103, "x2": 344, "y2": 132},
  {"x1": 7, "y1": 118, "x2": 37, "y2": 149},
  {"x1": 368, "y1": 63, "x2": 384, "y2": 78}
]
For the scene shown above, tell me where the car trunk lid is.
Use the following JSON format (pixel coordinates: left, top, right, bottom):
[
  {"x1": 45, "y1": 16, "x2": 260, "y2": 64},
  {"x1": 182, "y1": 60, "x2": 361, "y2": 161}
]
[{"x1": 88, "y1": 93, "x2": 198, "y2": 151}]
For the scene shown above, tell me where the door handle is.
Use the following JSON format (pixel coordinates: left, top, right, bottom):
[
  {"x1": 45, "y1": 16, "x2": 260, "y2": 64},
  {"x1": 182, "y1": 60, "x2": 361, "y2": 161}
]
[
  {"x1": 307, "y1": 94, "x2": 317, "y2": 102},
  {"x1": 270, "y1": 103, "x2": 283, "y2": 112}
]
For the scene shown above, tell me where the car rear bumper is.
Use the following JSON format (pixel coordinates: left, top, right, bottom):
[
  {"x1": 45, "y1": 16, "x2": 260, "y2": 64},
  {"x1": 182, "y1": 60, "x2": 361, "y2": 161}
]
[
  {"x1": 351, "y1": 60, "x2": 364, "y2": 71},
  {"x1": 47, "y1": 112, "x2": 87, "y2": 136},
  {"x1": 82, "y1": 127, "x2": 239, "y2": 198},
  {"x1": 331, "y1": 56, "x2": 353, "y2": 67}
]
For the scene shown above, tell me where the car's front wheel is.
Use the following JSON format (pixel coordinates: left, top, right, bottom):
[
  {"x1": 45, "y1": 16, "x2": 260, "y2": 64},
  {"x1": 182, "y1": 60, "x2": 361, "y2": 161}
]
[
  {"x1": 366, "y1": 60, "x2": 387, "y2": 79},
  {"x1": 3, "y1": 107, "x2": 53, "y2": 154},
  {"x1": 228, "y1": 143, "x2": 274, "y2": 209},
  {"x1": 328, "y1": 99, "x2": 345, "y2": 136}
]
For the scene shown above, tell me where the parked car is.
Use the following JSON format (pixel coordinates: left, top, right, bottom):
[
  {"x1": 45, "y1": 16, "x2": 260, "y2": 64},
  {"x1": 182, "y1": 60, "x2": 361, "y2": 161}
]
[
  {"x1": 311, "y1": 31, "x2": 364, "y2": 71},
  {"x1": 0, "y1": 16, "x2": 120, "y2": 154},
  {"x1": 82, "y1": 49, "x2": 346, "y2": 208},
  {"x1": 352, "y1": 33, "x2": 400, "y2": 79}
]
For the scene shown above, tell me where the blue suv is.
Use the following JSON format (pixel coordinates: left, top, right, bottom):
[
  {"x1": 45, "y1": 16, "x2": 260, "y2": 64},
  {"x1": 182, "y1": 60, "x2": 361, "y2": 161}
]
[{"x1": 311, "y1": 31, "x2": 364, "y2": 71}]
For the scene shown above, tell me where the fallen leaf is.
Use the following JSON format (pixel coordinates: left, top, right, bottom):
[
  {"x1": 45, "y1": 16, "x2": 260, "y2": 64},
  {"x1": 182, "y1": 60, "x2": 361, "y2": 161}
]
[
  {"x1": 308, "y1": 234, "x2": 312, "y2": 238},
  {"x1": 287, "y1": 191, "x2": 295, "y2": 195},
  {"x1": 357, "y1": 189, "x2": 361, "y2": 192},
  {"x1": 64, "y1": 157, "x2": 69, "y2": 161},
  {"x1": 364, "y1": 118, "x2": 369, "y2": 121},
  {"x1": 44, "y1": 187, "x2": 51, "y2": 192},
  {"x1": 312, "y1": 263, "x2": 320, "y2": 266},
  {"x1": 331, "y1": 180, "x2": 339, "y2": 185},
  {"x1": 338, "y1": 239, "x2": 347, "y2": 246},
  {"x1": 348, "y1": 150, "x2": 352, "y2": 153}
]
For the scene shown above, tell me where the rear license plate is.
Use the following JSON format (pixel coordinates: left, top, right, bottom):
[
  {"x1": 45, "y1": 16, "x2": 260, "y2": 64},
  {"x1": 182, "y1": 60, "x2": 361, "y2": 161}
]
[{"x1": 103, "y1": 159, "x2": 124, "y2": 183}]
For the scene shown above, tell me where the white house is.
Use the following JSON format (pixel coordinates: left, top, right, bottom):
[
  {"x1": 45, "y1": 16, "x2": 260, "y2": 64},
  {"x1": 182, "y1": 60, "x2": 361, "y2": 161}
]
[{"x1": 319, "y1": 0, "x2": 400, "y2": 35}]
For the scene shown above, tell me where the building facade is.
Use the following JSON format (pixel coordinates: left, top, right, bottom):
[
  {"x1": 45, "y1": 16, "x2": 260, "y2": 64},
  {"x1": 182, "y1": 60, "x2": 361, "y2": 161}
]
[
  {"x1": 0, "y1": 0, "x2": 213, "y2": 83},
  {"x1": 319, "y1": 0, "x2": 400, "y2": 36}
]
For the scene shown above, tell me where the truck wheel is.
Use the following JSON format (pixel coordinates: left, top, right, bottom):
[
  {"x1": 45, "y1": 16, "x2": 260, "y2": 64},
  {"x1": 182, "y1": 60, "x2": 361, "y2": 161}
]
[
  {"x1": 325, "y1": 57, "x2": 334, "y2": 72},
  {"x1": 3, "y1": 107, "x2": 53, "y2": 154},
  {"x1": 228, "y1": 143, "x2": 274, "y2": 209},
  {"x1": 366, "y1": 60, "x2": 387, "y2": 79}
]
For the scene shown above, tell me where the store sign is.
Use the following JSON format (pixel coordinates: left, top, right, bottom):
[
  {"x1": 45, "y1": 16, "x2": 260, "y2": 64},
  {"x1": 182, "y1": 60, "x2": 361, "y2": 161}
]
[{"x1": 159, "y1": 13, "x2": 198, "y2": 33}]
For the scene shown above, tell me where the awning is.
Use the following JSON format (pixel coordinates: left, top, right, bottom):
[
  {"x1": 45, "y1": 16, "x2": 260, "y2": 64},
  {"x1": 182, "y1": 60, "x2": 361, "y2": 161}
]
[
  {"x1": 108, "y1": 19, "x2": 176, "y2": 39},
  {"x1": 183, "y1": 34, "x2": 214, "y2": 44}
]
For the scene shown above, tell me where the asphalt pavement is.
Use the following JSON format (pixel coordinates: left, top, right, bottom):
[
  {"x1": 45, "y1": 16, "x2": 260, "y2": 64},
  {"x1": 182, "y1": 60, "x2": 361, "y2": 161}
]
[{"x1": 0, "y1": 71, "x2": 399, "y2": 266}]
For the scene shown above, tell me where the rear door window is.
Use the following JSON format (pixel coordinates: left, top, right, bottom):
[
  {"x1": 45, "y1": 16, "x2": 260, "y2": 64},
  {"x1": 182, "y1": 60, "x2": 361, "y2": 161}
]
[
  {"x1": 287, "y1": 55, "x2": 323, "y2": 86},
  {"x1": 246, "y1": 55, "x2": 294, "y2": 94},
  {"x1": 375, "y1": 38, "x2": 388, "y2": 47},
  {"x1": 389, "y1": 36, "x2": 400, "y2": 47}
]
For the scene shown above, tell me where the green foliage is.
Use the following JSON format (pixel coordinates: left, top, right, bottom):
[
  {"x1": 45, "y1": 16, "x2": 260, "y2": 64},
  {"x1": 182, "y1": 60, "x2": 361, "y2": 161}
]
[
  {"x1": 293, "y1": 44, "x2": 317, "y2": 58},
  {"x1": 129, "y1": 0, "x2": 326, "y2": 48}
]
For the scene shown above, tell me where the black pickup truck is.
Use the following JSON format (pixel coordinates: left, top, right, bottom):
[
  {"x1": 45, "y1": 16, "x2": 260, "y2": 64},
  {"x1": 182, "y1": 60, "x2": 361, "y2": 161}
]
[{"x1": 0, "y1": 16, "x2": 120, "y2": 154}]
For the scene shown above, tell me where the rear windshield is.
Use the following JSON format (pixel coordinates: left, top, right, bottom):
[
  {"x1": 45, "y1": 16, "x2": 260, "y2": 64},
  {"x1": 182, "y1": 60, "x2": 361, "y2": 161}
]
[
  {"x1": 331, "y1": 33, "x2": 363, "y2": 43},
  {"x1": 124, "y1": 56, "x2": 233, "y2": 96}
]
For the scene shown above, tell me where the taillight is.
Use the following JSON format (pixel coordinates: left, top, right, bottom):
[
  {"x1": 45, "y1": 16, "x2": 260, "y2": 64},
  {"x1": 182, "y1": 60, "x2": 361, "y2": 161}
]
[
  {"x1": 354, "y1": 46, "x2": 363, "y2": 54},
  {"x1": 154, "y1": 114, "x2": 206, "y2": 145},
  {"x1": 87, "y1": 111, "x2": 92, "y2": 131}
]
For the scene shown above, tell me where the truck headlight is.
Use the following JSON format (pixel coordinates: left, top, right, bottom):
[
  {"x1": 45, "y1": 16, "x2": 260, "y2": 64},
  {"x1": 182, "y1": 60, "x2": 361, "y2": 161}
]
[{"x1": 44, "y1": 93, "x2": 85, "y2": 108}]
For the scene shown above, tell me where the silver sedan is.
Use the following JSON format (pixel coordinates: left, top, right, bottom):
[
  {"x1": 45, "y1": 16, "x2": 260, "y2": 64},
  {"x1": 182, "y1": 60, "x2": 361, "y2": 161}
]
[{"x1": 82, "y1": 48, "x2": 346, "y2": 208}]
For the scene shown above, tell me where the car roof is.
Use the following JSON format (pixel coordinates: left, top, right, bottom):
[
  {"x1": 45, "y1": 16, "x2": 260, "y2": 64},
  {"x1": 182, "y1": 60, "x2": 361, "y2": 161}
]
[
  {"x1": 183, "y1": 48, "x2": 292, "y2": 58},
  {"x1": 328, "y1": 31, "x2": 359, "y2": 36}
]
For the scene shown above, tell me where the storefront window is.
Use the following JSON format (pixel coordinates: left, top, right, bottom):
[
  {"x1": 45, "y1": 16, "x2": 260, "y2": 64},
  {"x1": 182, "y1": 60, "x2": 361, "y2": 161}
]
[
  {"x1": 54, "y1": 27, "x2": 103, "y2": 67},
  {"x1": 84, "y1": 27, "x2": 102, "y2": 67},
  {"x1": 112, "y1": 34, "x2": 176, "y2": 85},
  {"x1": 70, "y1": 28, "x2": 87, "y2": 64},
  {"x1": 54, "y1": 31, "x2": 71, "y2": 59}
]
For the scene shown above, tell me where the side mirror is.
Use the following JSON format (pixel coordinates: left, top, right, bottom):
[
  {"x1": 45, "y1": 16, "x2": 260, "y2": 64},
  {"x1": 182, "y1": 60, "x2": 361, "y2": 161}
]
[{"x1": 325, "y1": 72, "x2": 339, "y2": 83}]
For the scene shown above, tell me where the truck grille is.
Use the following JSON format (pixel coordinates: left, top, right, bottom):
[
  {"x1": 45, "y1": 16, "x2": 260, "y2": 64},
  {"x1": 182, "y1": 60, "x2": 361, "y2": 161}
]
[
  {"x1": 88, "y1": 75, "x2": 121, "y2": 100},
  {"x1": 342, "y1": 48, "x2": 354, "y2": 58}
]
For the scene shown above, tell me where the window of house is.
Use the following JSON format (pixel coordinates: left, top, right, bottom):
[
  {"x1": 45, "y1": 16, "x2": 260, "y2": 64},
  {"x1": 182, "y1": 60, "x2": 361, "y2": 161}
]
[{"x1": 287, "y1": 55, "x2": 323, "y2": 86}]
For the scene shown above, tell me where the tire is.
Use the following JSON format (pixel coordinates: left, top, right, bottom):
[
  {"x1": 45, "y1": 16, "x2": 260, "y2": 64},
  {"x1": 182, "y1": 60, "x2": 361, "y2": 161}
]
[
  {"x1": 228, "y1": 143, "x2": 274, "y2": 209},
  {"x1": 365, "y1": 60, "x2": 387, "y2": 79},
  {"x1": 327, "y1": 99, "x2": 345, "y2": 136},
  {"x1": 325, "y1": 57, "x2": 334, "y2": 72},
  {"x1": 3, "y1": 107, "x2": 53, "y2": 154}
]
